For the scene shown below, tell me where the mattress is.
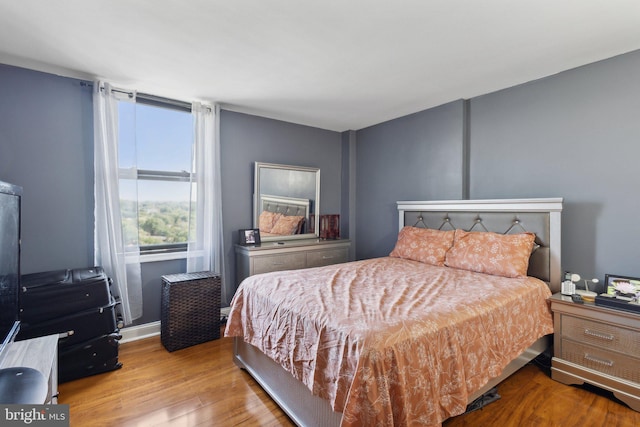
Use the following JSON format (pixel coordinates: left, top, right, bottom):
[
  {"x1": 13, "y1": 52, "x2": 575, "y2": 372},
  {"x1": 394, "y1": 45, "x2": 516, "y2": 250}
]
[{"x1": 224, "y1": 256, "x2": 554, "y2": 426}]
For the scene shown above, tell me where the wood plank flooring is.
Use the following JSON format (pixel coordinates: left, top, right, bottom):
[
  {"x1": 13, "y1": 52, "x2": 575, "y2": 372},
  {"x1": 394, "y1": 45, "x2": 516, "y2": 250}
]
[{"x1": 59, "y1": 328, "x2": 640, "y2": 426}]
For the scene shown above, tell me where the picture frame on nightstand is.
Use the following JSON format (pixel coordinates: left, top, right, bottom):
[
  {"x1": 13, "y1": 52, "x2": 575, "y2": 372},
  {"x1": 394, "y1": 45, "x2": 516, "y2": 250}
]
[
  {"x1": 603, "y1": 273, "x2": 640, "y2": 298},
  {"x1": 238, "y1": 228, "x2": 261, "y2": 246},
  {"x1": 595, "y1": 273, "x2": 640, "y2": 314}
]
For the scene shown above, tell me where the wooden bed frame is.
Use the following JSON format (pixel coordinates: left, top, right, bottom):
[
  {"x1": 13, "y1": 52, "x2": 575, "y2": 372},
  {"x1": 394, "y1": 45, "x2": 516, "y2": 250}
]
[{"x1": 233, "y1": 198, "x2": 563, "y2": 426}]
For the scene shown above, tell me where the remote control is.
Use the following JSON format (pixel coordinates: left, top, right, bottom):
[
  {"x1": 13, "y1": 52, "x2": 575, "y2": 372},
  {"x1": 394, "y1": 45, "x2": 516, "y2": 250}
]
[{"x1": 571, "y1": 294, "x2": 584, "y2": 304}]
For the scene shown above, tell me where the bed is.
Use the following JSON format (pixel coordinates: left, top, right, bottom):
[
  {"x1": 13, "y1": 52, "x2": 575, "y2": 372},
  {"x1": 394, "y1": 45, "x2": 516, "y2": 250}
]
[
  {"x1": 225, "y1": 198, "x2": 563, "y2": 426},
  {"x1": 257, "y1": 194, "x2": 310, "y2": 237}
]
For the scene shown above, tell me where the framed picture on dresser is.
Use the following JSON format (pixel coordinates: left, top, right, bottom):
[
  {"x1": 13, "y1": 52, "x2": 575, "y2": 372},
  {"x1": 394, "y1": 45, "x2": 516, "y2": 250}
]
[{"x1": 238, "y1": 228, "x2": 261, "y2": 246}]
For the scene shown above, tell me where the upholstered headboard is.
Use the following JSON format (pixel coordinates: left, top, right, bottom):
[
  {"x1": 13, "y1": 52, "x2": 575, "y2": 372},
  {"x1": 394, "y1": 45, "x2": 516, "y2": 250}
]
[
  {"x1": 260, "y1": 194, "x2": 310, "y2": 217},
  {"x1": 397, "y1": 198, "x2": 563, "y2": 293},
  {"x1": 259, "y1": 194, "x2": 310, "y2": 234}
]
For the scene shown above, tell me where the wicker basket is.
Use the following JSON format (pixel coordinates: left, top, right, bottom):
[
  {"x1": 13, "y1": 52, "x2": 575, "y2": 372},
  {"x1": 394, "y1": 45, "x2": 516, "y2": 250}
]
[{"x1": 161, "y1": 271, "x2": 221, "y2": 352}]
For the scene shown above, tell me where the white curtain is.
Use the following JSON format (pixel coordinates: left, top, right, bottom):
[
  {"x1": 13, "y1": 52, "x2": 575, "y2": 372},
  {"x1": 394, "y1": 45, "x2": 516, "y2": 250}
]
[
  {"x1": 188, "y1": 103, "x2": 226, "y2": 302},
  {"x1": 93, "y1": 82, "x2": 143, "y2": 325}
]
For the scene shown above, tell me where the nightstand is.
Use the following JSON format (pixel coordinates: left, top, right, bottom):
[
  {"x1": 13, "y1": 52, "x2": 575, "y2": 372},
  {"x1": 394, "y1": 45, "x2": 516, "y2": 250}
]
[{"x1": 549, "y1": 293, "x2": 640, "y2": 411}]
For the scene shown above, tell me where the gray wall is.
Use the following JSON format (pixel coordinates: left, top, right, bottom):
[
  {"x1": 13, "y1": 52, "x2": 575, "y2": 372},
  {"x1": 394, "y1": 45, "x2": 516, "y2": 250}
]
[
  {"x1": 355, "y1": 49, "x2": 640, "y2": 293},
  {"x1": 355, "y1": 100, "x2": 466, "y2": 260},
  {"x1": 0, "y1": 64, "x2": 94, "y2": 274},
  {"x1": 469, "y1": 50, "x2": 640, "y2": 292},
  {"x1": 341, "y1": 130, "x2": 357, "y2": 260},
  {"x1": 220, "y1": 110, "x2": 344, "y2": 299}
]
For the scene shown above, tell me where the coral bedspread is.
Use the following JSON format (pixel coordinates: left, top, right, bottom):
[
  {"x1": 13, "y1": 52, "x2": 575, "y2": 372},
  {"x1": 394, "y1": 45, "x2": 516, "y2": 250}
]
[{"x1": 224, "y1": 257, "x2": 554, "y2": 426}]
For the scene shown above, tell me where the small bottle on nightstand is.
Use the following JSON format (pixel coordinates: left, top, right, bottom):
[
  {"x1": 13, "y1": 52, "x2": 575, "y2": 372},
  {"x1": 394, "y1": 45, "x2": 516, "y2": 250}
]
[{"x1": 561, "y1": 279, "x2": 575, "y2": 296}]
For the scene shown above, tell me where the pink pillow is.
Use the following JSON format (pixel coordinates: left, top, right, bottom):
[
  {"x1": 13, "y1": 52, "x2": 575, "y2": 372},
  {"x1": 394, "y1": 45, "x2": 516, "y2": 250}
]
[
  {"x1": 258, "y1": 211, "x2": 282, "y2": 233},
  {"x1": 444, "y1": 229, "x2": 536, "y2": 278},
  {"x1": 271, "y1": 215, "x2": 304, "y2": 235},
  {"x1": 389, "y1": 226, "x2": 455, "y2": 266}
]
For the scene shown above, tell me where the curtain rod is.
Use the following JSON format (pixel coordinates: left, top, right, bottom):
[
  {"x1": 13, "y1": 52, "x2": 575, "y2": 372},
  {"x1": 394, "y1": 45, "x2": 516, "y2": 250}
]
[{"x1": 80, "y1": 81, "x2": 209, "y2": 112}]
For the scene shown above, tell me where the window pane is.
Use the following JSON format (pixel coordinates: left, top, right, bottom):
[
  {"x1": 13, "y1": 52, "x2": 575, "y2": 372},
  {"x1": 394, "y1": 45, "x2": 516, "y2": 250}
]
[
  {"x1": 118, "y1": 101, "x2": 137, "y2": 170},
  {"x1": 119, "y1": 179, "x2": 139, "y2": 247},
  {"x1": 135, "y1": 104, "x2": 193, "y2": 172},
  {"x1": 137, "y1": 180, "x2": 193, "y2": 246},
  {"x1": 117, "y1": 99, "x2": 194, "y2": 251}
]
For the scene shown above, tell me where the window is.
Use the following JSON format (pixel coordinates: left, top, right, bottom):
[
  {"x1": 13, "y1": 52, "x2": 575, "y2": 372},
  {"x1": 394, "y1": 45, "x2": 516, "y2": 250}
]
[{"x1": 117, "y1": 96, "x2": 194, "y2": 254}]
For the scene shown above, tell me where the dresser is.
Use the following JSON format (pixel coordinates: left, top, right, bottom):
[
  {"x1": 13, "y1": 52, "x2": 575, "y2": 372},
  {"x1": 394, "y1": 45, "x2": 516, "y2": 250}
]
[
  {"x1": 550, "y1": 293, "x2": 640, "y2": 411},
  {"x1": 235, "y1": 239, "x2": 351, "y2": 284}
]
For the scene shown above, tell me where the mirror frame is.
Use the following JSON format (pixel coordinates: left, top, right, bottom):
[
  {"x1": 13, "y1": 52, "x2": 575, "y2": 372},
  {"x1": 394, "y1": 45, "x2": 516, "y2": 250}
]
[{"x1": 254, "y1": 162, "x2": 320, "y2": 242}]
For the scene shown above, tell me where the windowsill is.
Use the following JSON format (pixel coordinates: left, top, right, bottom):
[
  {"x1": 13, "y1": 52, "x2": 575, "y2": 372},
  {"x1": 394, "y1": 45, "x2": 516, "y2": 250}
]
[
  {"x1": 129, "y1": 249, "x2": 205, "y2": 264},
  {"x1": 139, "y1": 251, "x2": 187, "y2": 263}
]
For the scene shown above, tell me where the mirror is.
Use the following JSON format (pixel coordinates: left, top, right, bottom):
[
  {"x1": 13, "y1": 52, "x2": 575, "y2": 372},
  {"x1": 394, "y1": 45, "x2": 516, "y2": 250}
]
[{"x1": 254, "y1": 162, "x2": 320, "y2": 242}]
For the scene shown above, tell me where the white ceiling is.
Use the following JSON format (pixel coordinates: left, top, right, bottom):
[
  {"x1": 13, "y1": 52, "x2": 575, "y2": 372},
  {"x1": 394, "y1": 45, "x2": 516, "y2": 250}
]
[{"x1": 1, "y1": 1, "x2": 640, "y2": 132}]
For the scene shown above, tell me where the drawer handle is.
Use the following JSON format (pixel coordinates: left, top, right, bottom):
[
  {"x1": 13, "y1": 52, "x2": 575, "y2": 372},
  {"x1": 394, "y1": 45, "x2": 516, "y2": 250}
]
[
  {"x1": 583, "y1": 329, "x2": 614, "y2": 341},
  {"x1": 321, "y1": 255, "x2": 335, "y2": 259},
  {"x1": 270, "y1": 262, "x2": 285, "y2": 266},
  {"x1": 584, "y1": 353, "x2": 614, "y2": 367}
]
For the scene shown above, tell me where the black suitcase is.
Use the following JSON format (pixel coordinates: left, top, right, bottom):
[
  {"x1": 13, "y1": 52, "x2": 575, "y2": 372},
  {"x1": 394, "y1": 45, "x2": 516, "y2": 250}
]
[
  {"x1": 20, "y1": 266, "x2": 112, "y2": 324},
  {"x1": 17, "y1": 297, "x2": 121, "y2": 348},
  {"x1": 59, "y1": 333, "x2": 123, "y2": 383}
]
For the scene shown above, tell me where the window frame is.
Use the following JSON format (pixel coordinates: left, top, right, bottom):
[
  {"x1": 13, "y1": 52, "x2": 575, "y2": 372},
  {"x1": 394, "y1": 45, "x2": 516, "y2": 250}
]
[{"x1": 117, "y1": 94, "x2": 194, "y2": 258}]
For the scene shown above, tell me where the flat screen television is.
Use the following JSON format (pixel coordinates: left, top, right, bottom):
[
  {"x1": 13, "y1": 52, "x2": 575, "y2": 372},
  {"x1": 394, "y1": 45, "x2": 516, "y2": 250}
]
[{"x1": 0, "y1": 180, "x2": 21, "y2": 364}]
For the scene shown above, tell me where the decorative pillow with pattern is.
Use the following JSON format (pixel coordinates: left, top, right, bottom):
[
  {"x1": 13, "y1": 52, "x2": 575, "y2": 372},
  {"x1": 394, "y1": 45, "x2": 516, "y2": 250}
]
[
  {"x1": 258, "y1": 210, "x2": 282, "y2": 234},
  {"x1": 271, "y1": 215, "x2": 305, "y2": 235},
  {"x1": 444, "y1": 229, "x2": 536, "y2": 278},
  {"x1": 389, "y1": 226, "x2": 455, "y2": 266}
]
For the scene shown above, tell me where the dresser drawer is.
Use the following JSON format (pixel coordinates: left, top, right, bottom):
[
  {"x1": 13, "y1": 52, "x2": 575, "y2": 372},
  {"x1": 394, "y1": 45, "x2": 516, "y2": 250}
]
[
  {"x1": 306, "y1": 248, "x2": 348, "y2": 268},
  {"x1": 561, "y1": 339, "x2": 640, "y2": 384},
  {"x1": 252, "y1": 253, "x2": 306, "y2": 274},
  {"x1": 236, "y1": 240, "x2": 351, "y2": 286},
  {"x1": 561, "y1": 315, "x2": 640, "y2": 357}
]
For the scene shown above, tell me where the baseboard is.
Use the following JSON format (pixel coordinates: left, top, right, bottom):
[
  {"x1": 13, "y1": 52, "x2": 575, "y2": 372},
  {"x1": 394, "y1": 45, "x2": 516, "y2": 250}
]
[
  {"x1": 120, "y1": 321, "x2": 160, "y2": 344},
  {"x1": 120, "y1": 307, "x2": 231, "y2": 344}
]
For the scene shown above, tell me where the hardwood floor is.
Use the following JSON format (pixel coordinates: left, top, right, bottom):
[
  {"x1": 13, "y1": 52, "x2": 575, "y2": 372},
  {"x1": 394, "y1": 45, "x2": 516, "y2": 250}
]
[{"x1": 59, "y1": 328, "x2": 640, "y2": 426}]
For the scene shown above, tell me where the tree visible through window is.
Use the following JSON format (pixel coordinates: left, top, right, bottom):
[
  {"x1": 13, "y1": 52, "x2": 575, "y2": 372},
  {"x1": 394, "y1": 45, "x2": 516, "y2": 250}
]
[{"x1": 117, "y1": 98, "x2": 194, "y2": 252}]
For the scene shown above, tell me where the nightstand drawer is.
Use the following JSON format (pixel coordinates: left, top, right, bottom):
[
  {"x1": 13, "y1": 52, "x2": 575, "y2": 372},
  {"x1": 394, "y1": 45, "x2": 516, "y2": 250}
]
[
  {"x1": 561, "y1": 339, "x2": 640, "y2": 384},
  {"x1": 550, "y1": 293, "x2": 640, "y2": 411},
  {"x1": 561, "y1": 315, "x2": 640, "y2": 357},
  {"x1": 253, "y1": 253, "x2": 306, "y2": 274},
  {"x1": 306, "y1": 248, "x2": 348, "y2": 268}
]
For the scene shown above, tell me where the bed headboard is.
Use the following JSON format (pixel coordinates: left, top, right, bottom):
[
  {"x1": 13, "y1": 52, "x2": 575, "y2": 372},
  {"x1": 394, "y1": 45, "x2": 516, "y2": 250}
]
[
  {"x1": 397, "y1": 198, "x2": 563, "y2": 293},
  {"x1": 260, "y1": 194, "x2": 310, "y2": 217},
  {"x1": 259, "y1": 194, "x2": 310, "y2": 234}
]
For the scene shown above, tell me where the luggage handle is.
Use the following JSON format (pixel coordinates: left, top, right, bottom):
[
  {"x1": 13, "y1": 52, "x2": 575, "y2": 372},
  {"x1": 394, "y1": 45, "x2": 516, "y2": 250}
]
[{"x1": 58, "y1": 330, "x2": 75, "y2": 339}]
